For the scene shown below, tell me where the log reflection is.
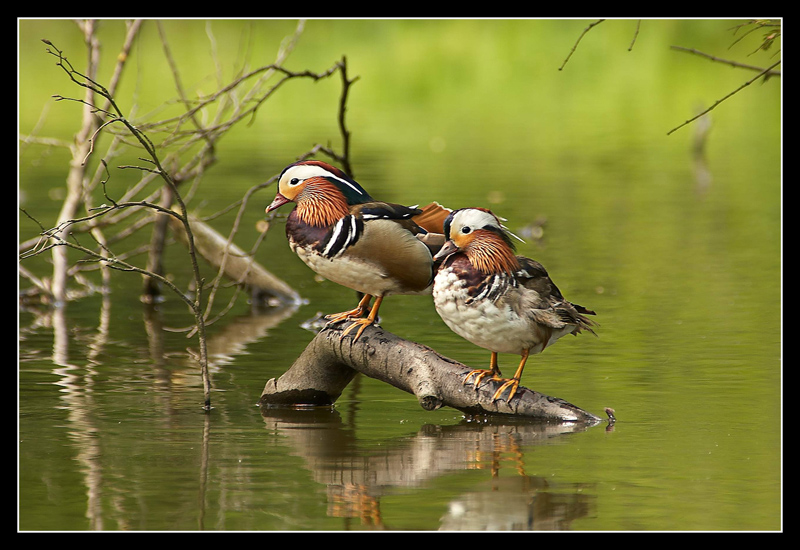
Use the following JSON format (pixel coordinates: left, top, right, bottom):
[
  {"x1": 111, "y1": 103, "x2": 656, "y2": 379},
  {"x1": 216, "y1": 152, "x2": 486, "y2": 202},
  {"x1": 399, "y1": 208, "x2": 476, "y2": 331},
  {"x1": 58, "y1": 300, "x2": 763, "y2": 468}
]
[{"x1": 261, "y1": 407, "x2": 597, "y2": 530}]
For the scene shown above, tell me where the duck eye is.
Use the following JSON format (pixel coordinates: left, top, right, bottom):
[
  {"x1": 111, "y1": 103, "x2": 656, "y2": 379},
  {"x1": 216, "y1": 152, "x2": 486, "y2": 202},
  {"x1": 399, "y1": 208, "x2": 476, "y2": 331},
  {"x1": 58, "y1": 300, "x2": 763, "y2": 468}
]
[
  {"x1": 289, "y1": 178, "x2": 300, "y2": 186},
  {"x1": 461, "y1": 226, "x2": 471, "y2": 234}
]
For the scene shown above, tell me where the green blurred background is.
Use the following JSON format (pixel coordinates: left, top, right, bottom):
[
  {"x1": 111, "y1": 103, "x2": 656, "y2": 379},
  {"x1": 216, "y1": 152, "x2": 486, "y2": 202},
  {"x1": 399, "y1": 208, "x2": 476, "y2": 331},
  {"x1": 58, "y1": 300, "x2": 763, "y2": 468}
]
[{"x1": 18, "y1": 19, "x2": 781, "y2": 531}]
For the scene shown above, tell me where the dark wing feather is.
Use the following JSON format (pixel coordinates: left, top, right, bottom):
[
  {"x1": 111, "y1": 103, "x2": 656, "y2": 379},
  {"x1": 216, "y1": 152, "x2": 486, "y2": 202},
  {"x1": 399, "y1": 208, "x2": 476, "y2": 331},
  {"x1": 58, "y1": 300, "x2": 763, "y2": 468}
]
[
  {"x1": 514, "y1": 256, "x2": 597, "y2": 334},
  {"x1": 354, "y1": 202, "x2": 422, "y2": 222}
]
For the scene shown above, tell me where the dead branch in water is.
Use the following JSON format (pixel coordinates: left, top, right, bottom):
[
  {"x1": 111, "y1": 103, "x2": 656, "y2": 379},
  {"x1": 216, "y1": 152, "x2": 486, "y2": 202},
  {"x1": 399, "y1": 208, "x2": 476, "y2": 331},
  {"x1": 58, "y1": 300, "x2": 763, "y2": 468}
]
[
  {"x1": 260, "y1": 323, "x2": 603, "y2": 423},
  {"x1": 20, "y1": 22, "x2": 362, "y2": 412},
  {"x1": 168, "y1": 212, "x2": 301, "y2": 306}
]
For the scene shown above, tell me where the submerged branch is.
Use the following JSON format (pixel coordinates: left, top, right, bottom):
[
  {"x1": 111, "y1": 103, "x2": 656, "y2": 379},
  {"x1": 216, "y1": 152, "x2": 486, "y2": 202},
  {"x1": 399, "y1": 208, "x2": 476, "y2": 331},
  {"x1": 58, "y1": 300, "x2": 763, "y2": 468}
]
[
  {"x1": 168, "y1": 212, "x2": 301, "y2": 306},
  {"x1": 260, "y1": 323, "x2": 603, "y2": 423}
]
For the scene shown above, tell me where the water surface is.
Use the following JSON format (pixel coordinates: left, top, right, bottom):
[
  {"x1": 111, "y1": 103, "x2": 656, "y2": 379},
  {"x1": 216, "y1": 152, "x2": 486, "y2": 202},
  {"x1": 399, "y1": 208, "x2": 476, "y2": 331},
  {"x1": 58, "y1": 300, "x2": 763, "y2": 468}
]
[{"x1": 19, "y1": 18, "x2": 781, "y2": 531}]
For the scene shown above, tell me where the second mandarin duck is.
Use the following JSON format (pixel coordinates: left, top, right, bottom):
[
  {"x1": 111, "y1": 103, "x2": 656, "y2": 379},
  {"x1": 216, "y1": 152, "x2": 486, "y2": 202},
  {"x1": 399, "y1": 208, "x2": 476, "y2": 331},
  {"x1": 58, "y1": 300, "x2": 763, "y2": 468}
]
[
  {"x1": 432, "y1": 208, "x2": 596, "y2": 402},
  {"x1": 265, "y1": 160, "x2": 449, "y2": 341}
]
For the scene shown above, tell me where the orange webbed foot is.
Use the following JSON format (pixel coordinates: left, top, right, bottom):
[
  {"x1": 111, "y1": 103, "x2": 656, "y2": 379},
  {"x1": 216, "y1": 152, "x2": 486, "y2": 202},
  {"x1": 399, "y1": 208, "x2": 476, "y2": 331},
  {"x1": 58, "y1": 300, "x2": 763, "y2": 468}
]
[
  {"x1": 464, "y1": 352, "x2": 503, "y2": 390},
  {"x1": 325, "y1": 294, "x2": 373, "y2": 325},
  {"x1": 338, "y1": 296, "x2": 383, "y2": 343},
  {"x1": 463, "y1": 369, "x2": 502, "y2": 388},
  {"x1": 325, "y1": 308, "x2": 366, "y2": 325},
  {"x1": 491, "y1": 378, "x2": 521, "y2": 402},
  {"x1": 340, "y1": 316, "x2": 378, "y2": 342},
  {"x1": 489, "y1": 350, "x2": 529, "y2": 402}
]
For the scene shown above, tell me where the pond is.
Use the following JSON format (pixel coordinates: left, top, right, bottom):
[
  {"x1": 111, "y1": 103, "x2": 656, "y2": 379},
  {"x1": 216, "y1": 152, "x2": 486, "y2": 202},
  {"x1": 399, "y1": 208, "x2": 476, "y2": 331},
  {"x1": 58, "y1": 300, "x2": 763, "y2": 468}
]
[{"x1": 18, "y1": 19, "x2": 781, "y2": 531}]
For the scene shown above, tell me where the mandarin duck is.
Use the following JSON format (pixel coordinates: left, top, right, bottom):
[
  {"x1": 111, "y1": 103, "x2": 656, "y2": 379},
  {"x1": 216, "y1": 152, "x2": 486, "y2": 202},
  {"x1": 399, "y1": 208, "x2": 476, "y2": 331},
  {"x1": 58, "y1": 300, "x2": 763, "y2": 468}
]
[
  {"x1": 432, "y1": 208, "x2": 596, "y2": 402},
  {"x1": 265, "y1": 160, "x2": 449, "y2": 341}
]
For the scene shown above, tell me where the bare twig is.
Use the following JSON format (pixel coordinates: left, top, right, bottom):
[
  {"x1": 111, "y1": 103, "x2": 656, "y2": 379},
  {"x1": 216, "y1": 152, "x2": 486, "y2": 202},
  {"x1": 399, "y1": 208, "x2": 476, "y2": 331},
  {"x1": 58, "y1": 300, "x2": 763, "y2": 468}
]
[
  {"x1": 667, "y1": 59, "x2": 781, "y2": 136},
  {"x1": 44, "y1": 24, "x2": 103, "y2": 307},
  {"x1": 670, "y1": 45, "x2": 781, "y2": 77},
  {"x1": 559, "y1": 19, "x2": 605, "y2": 71},
  {"x1": 40, "y1": 35, "x2": 215, "y2": 409},
  {"x1": 628, "y1": 19, "x2": 641, "y2": 51},
  {"x1": 729, "y1": 19, "x2": 781, "y2": 56},
  {"x1": 23, "y1": 22, "x2": 357, "y2": 412},
  {"x1": 137, "y1": 60, "x2": 344, "y2": 145},
  {"x1": 335, "y1": 56, "x2": 359, "y2": 176},
  {"x1": 31, "y1": 229, "x2": 198, "y2": 311}
]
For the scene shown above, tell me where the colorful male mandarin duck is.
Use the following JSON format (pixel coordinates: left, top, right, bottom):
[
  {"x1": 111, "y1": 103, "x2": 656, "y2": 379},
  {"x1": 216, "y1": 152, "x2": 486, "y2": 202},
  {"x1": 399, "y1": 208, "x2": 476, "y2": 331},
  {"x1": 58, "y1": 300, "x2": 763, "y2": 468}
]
[
  {"x1": 432, "y1": 208, "x2": 596, "y2": 402},
  {"x1": 265, "y1": 160, "x2": 449, "y2": 341}
]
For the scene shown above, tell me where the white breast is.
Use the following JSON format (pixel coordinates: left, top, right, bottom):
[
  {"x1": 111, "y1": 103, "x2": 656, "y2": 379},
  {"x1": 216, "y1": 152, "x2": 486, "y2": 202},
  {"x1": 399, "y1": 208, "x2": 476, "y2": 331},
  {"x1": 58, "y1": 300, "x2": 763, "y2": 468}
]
[
  {"x1": 293, "y1": 244, "x2": 388, "y2": 296},
  {"x1": 433, "y1": 268, "x2": 565, "y2": 355},
  {"x1": 292, "y1": 242, "x2": 431, "y2": 297}
]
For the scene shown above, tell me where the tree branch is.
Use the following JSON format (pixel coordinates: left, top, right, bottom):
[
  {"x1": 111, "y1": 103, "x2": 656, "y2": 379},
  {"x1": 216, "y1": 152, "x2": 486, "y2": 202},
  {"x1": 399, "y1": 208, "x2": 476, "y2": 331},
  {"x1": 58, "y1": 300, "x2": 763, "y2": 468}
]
[
  {"x1": 670, "y1": 45, "x2": 781, "y2": 76},
  {"x1": 667, "y1": 59, "x2": 781, "y2": 135},
  {"x1": 558, "y1": 19, "x2": 605, "y2": 71},
  {"x1": 260, "y1": 323, "x2": 603, "y2": 423}
]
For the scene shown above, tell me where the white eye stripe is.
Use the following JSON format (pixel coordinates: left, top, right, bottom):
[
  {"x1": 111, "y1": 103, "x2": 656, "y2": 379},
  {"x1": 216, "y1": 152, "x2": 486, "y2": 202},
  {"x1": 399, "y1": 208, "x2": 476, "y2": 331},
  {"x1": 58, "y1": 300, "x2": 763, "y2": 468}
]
[
  {"x1": 452, "y1": 209, "x2": 499, "y2": 234},
  {"x1": 321, "y1": 171, "x2": 365, "y2": 196},
  {"x1": 284, "y1": 165, "x2": 364, "y2": 195},
  {"x1": 450, "y1": 209, "x2": 525, "y2": 243},
  {"x1": 336, "y1": 177, "x2": 365, "y2": 195},
  {"x1": 503, "y1": 225, "x2": 526, "y2": 243}
]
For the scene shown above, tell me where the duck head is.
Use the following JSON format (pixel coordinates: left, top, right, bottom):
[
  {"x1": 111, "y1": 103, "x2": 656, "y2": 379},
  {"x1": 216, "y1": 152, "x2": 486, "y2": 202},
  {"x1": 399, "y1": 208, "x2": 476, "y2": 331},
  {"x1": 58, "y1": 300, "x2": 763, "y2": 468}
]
[
  {"x1": 266, "y1": 160, "x2": 373, "y2": 227},
  {"x1": 434, "y1": 208, "x2": 522, "y2": 275}
]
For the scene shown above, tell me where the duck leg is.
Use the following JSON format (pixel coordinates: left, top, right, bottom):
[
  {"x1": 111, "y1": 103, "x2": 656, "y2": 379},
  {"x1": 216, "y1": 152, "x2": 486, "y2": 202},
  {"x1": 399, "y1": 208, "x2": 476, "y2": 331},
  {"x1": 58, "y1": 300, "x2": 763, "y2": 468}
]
[
  {"x1": 491, "y1": 349, "x2": 530, "y2": 402},
  {"x1": 325, "y1": 293, "x2": 373, "y2": 325},
  {"x1": 341, "y1": 296, "x2": 384, "y2": 342},
  {"x1": 464, "y1": 351, "x2": 504, "y2": 388}
]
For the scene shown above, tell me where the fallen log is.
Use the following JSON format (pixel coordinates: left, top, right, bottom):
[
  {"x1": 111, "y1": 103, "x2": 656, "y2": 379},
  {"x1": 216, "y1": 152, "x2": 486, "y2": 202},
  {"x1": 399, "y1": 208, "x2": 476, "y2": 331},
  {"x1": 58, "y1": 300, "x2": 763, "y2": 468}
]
[
  {"x1": 259, "y1": 322, "x2": 603, "y2": 424},
  {"x1": 169, "y1": 214, "x2": 301, "y2": 306}
]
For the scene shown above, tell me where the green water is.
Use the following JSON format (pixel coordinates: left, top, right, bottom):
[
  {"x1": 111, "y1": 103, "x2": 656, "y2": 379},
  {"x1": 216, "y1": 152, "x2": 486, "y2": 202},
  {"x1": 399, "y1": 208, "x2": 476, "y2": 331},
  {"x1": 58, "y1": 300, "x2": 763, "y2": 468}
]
[{"x1": 18, "y1": 19, "x2": 781, "y2": 531}]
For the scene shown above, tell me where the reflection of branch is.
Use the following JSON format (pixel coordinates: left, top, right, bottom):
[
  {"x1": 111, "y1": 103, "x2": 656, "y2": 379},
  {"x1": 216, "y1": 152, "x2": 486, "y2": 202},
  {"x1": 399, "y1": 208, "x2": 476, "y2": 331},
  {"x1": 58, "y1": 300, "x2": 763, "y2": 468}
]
[
  {"x1": 667, "y1": 59, "x2": 780, "y2": 136},
  {"x1": 260, "y1": 324, "x2": 603, "y2": 423}
]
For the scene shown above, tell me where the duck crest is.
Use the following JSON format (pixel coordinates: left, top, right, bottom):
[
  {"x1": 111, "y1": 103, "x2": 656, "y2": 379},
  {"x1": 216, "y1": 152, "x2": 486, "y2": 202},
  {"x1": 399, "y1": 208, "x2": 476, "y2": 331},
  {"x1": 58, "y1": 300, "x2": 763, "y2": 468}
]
[
  {"x1": 295, "y1": 178, "x2": 351, "y2": 227},
  {"x1": 466, "y1": 229, "x2": 521, "y2": 276}
]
